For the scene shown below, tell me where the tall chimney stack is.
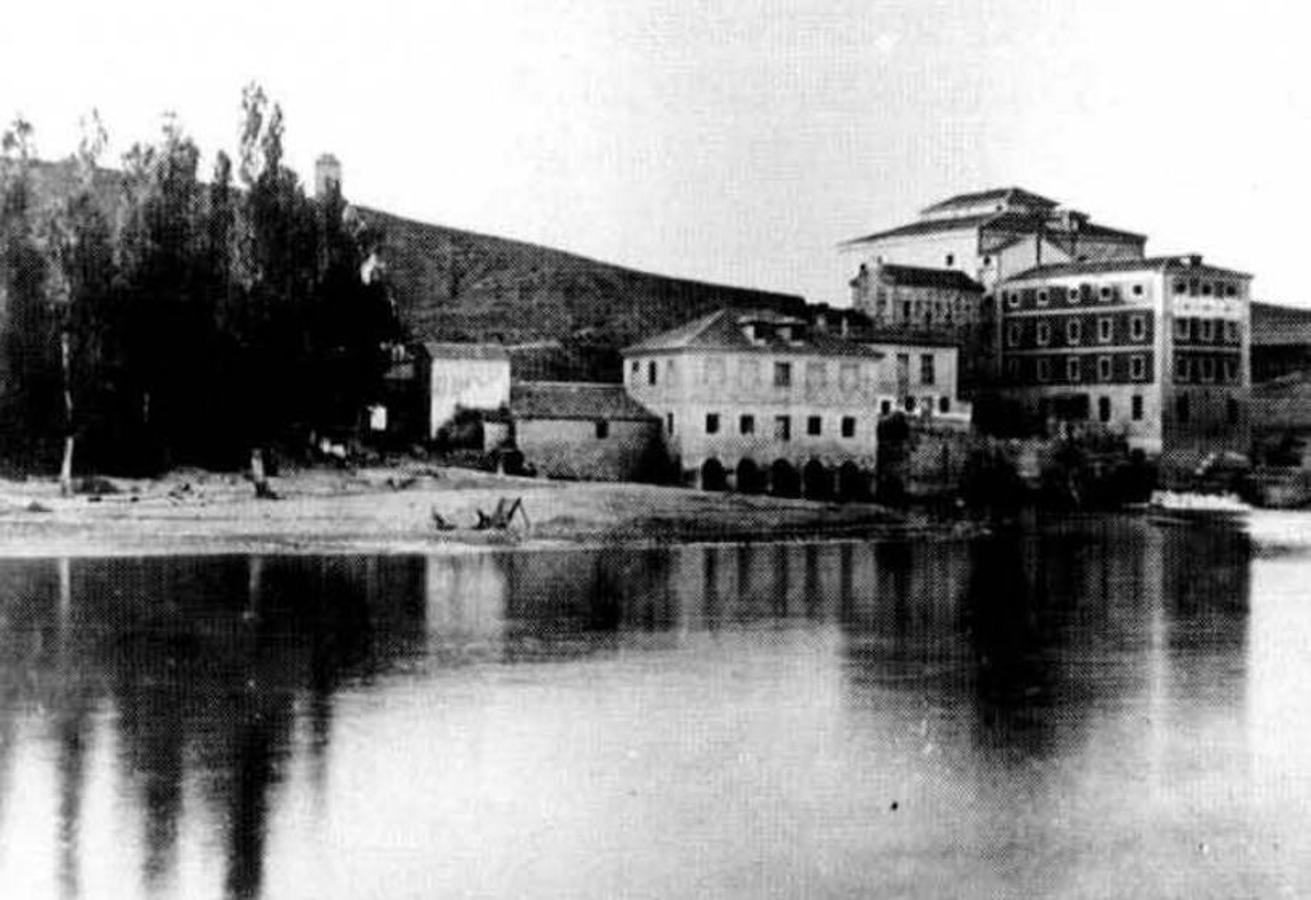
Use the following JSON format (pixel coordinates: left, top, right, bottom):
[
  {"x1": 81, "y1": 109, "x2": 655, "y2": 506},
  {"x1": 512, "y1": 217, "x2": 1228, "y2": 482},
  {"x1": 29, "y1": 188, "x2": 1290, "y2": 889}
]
[{"x1": 314, "y1": 153, "x2": 342, "y2": 199}]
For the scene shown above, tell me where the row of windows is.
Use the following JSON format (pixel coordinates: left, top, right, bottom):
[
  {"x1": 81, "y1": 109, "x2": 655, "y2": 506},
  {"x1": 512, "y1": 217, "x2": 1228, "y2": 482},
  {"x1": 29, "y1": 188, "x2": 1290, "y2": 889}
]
[
  {"x1": 1172, "y1": 278, "x2": 1241, "y2": 299},
  {"x1": 1006, "y1": 314, "x2": 1149, "y2": 349},
  {"x1": 1174, "y1": 354, "x2": 1241, "y2": 384},
  {"x1": 1005, "y1": 353, "x2": 1152, "y2": 384},
  {"x1": 1173, "y1": 317, "x2": 1241, "y2": 344},
  {"x1": 1038, "y1": 394, "x2": 1145, "y2": 423},
  {"x1": 1003, "y1": 282, "x2": 1146, "y2": 310},
  {"x1": 633, "y1": 355, "x2": 941, "y2": 391},
  {"x1": 689, "y1": 412, "x2": 860, "y2": 441}
]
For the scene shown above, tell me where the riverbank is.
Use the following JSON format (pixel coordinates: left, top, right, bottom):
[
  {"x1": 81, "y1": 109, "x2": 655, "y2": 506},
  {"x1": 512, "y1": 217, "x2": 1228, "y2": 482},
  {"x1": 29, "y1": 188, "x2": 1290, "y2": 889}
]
[{"x1": 0, "y1": 464, "x2": 960, "y2": 557}]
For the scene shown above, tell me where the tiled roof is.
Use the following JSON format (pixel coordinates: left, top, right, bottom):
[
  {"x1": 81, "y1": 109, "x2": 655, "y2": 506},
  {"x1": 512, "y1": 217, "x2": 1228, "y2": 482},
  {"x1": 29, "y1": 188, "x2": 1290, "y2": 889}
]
[
  {"x1": 420, "y1": 341, "x2": 510, "y2": 361},
  {"x1": 921, "y1": 187, "x2": 1060, "y2": 215},
  {"x1": 875, "y1": 264, "x2": 985, "y2": 292},
  {"x1": 840, "y1": 213, "x2": 996, "y2": 246},
  {"x1": 621, "y1": 309, "x2": 881, "y2": 359},
  {"x1": 1252, "y1": 302, "x2": 1311, "y2": 346},
  {"x1": 510, "y1": 382, "x2": 657, "y2": 421},
  {"x1": 1004, "y1": 256, "x2": 1252, "y2": 282},
  {"x1": 840, "y1": 210, "x2": 1145, "y2": 248}
]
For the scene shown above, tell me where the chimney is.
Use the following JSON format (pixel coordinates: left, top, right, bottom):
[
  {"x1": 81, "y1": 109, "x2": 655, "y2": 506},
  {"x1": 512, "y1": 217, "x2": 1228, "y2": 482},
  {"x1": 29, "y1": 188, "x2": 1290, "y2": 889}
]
[{"x1": 314, "y1": 153, "x2": 342, "y2": 199}]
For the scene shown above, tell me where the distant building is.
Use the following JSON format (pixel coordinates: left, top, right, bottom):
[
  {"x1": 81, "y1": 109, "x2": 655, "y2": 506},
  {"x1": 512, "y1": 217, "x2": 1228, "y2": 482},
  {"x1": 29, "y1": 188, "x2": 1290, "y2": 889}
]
[
  {"x1": 508, "y1": 382, "x2": 661, "y2": 481},
  {"x1": 840, "y1": 187, "x2": 1147, "y2": 291},
  {"x1": 995, "y1": 255, "x2": 1251, "y2": 471},
  {"x1": 621, "y1": 308, "x2": 884, "y2": 498},
  {"x1": 1251, "y1": 301, "x2": 1311, "y2": 383},
  {"x1": 385, "y1": 342, "x2": 511, "y2": 440}
]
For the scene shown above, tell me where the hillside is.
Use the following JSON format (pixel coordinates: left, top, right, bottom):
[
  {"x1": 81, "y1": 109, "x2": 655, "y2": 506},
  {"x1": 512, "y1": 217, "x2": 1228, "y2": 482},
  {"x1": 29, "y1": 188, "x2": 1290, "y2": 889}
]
[{"x1": 354, "y1": 206, "x2": 806, "y2": 380}]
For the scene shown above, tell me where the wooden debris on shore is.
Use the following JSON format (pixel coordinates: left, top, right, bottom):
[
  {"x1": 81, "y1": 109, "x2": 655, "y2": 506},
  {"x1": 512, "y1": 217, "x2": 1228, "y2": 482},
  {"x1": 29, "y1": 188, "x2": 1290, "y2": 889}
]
[{"x1": 475, "y1": 497, "x2": 529, "y2": 532}]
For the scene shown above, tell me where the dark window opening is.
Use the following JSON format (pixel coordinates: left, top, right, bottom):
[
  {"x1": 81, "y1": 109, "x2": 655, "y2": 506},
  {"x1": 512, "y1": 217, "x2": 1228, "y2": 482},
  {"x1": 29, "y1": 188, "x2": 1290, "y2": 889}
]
[
  {"x1": 1098, "y1": 396, "x2": 1112, "y2": 422},
  {"x1": 739, "y1": 414, "x2": 755, "y2": 435},
  {"x1": 807, "y1": 416, "x2": 822, "y2": 436},
  {"x1": 774, "y1": 362, "x2": 792, "y2": 387},
  {"x1": 1176, "y1": 395, "x2": 1190, "y2": 424},
  {"x1": 666, "y1": 412, "x2": 674, "y2": 434},
  {"x1": 1132, "y1": 395, "x2": 1144, "y2": 421},
  {"x1": 705, "y1": 413, "x2": 720, "y2": 435},
  {"x1": 775, "y1": 416, "x2": 791, "y2": 441},
  {"x1": 841, "y1": 416, "x2": 856, "y2": 437},
  {"x1": 648, "y1": 361, "x2": 658, "y2": 385},
  {"x1": 595, "y1": 420, "x2": 610, "y2": 439}
]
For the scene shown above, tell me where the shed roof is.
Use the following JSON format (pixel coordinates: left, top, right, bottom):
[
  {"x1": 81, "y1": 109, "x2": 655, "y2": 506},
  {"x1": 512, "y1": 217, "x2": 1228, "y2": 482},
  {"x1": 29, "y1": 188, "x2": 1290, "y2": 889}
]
[
  {"x1": 510, "y1": 382, "x2": 658, "y2": 422},
  {"x1": 921, "y1": 186, "x2": 1060, "y2": 215},
  {"x1": 875, "y1": 263, "x2": 985, "y2": 292},
  {"x1": 1252, "y1": 302, "x2": 1311, "y2": 346},
  {"x1": 420, "y1": 341, "x2": 510, "y2": 361},
  {"x1": 1005, "y1": 256, "x2": 1251, "y2": 282}
]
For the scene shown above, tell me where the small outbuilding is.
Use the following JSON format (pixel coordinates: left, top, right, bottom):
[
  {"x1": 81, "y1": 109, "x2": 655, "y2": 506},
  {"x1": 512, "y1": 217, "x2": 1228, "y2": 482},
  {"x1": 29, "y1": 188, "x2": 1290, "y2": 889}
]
[{"x1": 509, "y1": 382, "x2": 662, "y2": 481}]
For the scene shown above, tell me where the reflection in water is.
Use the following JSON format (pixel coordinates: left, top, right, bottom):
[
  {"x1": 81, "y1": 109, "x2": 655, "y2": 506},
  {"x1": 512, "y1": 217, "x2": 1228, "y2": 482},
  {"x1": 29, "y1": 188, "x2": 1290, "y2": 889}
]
[{"x1": 0, "y1": 518, "x2": 1299, "y2": 898}]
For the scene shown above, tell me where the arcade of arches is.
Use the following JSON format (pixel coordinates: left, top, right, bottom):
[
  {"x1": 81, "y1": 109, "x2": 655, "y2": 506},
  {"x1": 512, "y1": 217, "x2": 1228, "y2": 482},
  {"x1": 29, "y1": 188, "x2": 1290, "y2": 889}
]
[{"x1": 695, "y1": 456, "x2": 873, "y2": 502}]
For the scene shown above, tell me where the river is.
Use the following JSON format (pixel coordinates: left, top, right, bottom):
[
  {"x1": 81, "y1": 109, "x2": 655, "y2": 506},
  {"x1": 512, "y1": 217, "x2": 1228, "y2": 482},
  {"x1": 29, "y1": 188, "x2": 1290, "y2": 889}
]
[{"x1": 0, "y1": 515, "x2": 1307, "y2": 898}]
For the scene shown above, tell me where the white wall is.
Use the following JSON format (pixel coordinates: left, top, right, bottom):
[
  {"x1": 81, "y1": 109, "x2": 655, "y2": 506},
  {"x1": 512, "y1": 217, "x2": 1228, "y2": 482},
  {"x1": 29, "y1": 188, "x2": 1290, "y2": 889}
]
[{"x1": 428, "y1": 357, "x2": 511, "y2": 437}]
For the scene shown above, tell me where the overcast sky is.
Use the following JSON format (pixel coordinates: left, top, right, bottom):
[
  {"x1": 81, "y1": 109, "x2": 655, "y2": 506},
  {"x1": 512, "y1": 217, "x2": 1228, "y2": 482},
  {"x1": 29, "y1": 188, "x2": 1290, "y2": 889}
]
[{"x1": 1, "y1": 0, "x2": 1308, "y2": 306}]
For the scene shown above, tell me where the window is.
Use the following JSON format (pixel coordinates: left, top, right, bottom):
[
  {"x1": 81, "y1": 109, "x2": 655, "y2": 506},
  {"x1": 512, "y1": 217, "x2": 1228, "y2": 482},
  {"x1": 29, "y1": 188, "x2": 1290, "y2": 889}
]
[
  {"x1": 880, "y1": 399, "x2": 893, "y2": 415},
  {"x1": 807, "y1": 416, "x2": 822, "y2": 436},
  {"x1": 1067, "y1": 319, "x2": 1082, "y2": 345},
  {"x1": 1099, "y1": 285, "x2": 1113, "y2": 302},
  {"x1": 648, "y1": 361, "x2": 658, "y2": 385},
  {"x1": 1005, "y1": 358, "x2": 1021, "y2": 380},
  {"x1": 739, "y1": 358, "x2": 760, "y2": 387},
  {"x1": 945, "y1": 253, "x2": 955, "y2": 266},
  {"x1": 1201, "y1": 282, "x2": 1213, "y2": 297},
  {"x1": 1174, "y1": 317, "x2": 1191, "y2": 341},
  {"x1": 705, "y1": 413, "x2": 720, "y2": 434},
  {"x1": 1067, "y1": 286, "x2": 1080, "y2": 304},
  {"x1": 774, "y1": 415, "x2": 791, "y2": 441},
  {"x1": 1176, "y1": 355, "x2": 1191, "y2": 382},
  {"x1": 666, "y1": 412, "x2": 674, "y2": 434},
  {"x1": 1036, "y1": 321, "x2": 1051, "y2": 346},
  {"x1": 1130, "y1": 315, "x2": 1147, "y2": 341},
  {"x1": 1132, "y1": 395, "x2": 1144, "y2": 421},
  {"x1": 1227, "y1": 396, "x2": 1240, "y2": 425},
  {"x1": 1097, "y1": 355, "x2": 1113, "y2": 381},
  {"x1": 1174, "y1": 279, "x2": 1187, "y2": 295},
  {"x1": 1222, "y1": 358, "x2": 1237, "y2": 383},
  {"x1": 1200, "y1": 357, "x2": 1215, "y2": 382},
  {"x1": 774, "y1": 362, "x2": 792, "y2": 387},
  {"x1": 1098, "y1": 317, "x2": 1113, "y2": 343},
  {"x1": 739, "y1": 414, "x2": 755, "y2": 435},
  {"x1": 1188, "y1": 278, "x2": 1200, "y2": 297},
  {"x1": 1067, "y1": 357, "x2": 1082, "y2": 382},
  {"x1": 841, "y1": 416, "x2": 856, "y2": 438},
  {"x1": 1199, "y1": 319, "x2": 1214, "y2": 342},
  {"x1": 1224, "y1": 320, "x2": 1239, "y2": 344},
  {"x1": 920, "y1": 354, "x2": 936, "y2": 385},
  {"x1": 1176, "y1": 394, "x2": 1190, "y2": 424},
  {"x1": 1037, "y1": 358, "x2": 1051, "y2": 383},
  {"x1": 1225, "y1": 284, "x2": 1238, "y2": 298},
  {"x1": 1133, "y1": 284, "x2": 1145, "y2": 297},
  {"x1": 1037, "y1": 289, "x2": 1050, "y2": 306},
  {"x1": 1007, "y1": 322, "x2": 1022, "y2": 348},
  {"x1": 595, "y1": 420, "x2": 610, "y2": 439},
  {"x1": 1130, "y1": 354, "x2": 1147, "y2": 381},
  {"x1": 939, "y1": 397, "x2": 951, "y2": 414},
  {"x1": 839, "y1": 363, "x2": 859, "y2": 393},
  {"x1": 1006, "y1": 290, "x2": 1020, "y2": 310},
  {"x1": 805, "y1": 362, "x2": 827, "y2": 393},
  {"x1": 630, "y1": 360, "x2": 640, "y2": 381},
  {"x1": 905, "y1": 396, "x2": 918, "y2": 412},
  {"x1": 1098, "y1": 396, "x2": 1112, "y2": 423}
]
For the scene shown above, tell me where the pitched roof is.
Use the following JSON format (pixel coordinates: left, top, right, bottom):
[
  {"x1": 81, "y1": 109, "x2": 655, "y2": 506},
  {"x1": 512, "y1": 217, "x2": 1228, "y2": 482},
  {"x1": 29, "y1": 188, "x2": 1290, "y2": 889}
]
[
  {"x1": 621, "y1": 309, "x2": 881, "y2": 359},
  {"x1": 840, "y1": 209, "x2": 1146, "y2": 248},
  {"x1": 1252, "y1": 302, "x2": 1311, "y2": 346},
  {"x1": 510, "y1": 382, "x2": 657, "y2": 421},
  {"x1": 1004, "y1": 256, "x2": 1252, "y2": 282},
  {"x1": 420, "y1": 341, "x2": 510, "y2": 361},
  {"x1": 875, "y1": 264, "x2": 985, "y2": 292},
  {"x1": 921, "y1": 187, "x2": 1060, "y2": 215}
]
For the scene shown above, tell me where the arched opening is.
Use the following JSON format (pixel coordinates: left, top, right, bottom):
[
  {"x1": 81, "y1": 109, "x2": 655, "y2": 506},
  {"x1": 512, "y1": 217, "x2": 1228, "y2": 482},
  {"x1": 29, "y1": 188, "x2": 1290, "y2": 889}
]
[
  {"x1": 837, "y1": 461, "x2": 868, "y2": 502},
  {"x1": 736, "y1": 458, "x2": 765, "y2": 494},
  {"x1": 770, "y1": 460, "x2": 800, "y2": 498},
  {"x1": 802, "y1": 459, "x2": 832, "y2": 500},
  {"x1": 700, "y1": 458, "x2": 727, "y2": 492}
]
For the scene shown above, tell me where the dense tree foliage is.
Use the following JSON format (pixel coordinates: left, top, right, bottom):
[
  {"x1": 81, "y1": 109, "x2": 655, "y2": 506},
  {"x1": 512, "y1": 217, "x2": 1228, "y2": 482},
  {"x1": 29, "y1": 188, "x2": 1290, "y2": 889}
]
[{"x1": 0, "y1": 87, "x2": 399, "y2": 476}]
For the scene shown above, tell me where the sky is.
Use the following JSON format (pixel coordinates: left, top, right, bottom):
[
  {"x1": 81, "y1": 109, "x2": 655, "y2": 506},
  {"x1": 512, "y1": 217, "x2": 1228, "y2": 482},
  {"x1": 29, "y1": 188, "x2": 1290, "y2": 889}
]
[{"x1": 1, "y1": 0, "x2": 1309, "y2": 307}]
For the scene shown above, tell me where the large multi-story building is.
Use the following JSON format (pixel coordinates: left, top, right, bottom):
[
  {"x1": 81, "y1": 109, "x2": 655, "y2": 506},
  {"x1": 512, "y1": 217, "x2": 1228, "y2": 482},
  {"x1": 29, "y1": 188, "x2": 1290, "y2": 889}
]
[
  {"x1": 995, "y1": 255, "x2": 1251, "y2": 470},
  {"x1": 622, "y1": 309, "x2": 886, "y2": 497},
  {"x1": 840, "y1": 187, "x2": 1147, "y2": 291}
]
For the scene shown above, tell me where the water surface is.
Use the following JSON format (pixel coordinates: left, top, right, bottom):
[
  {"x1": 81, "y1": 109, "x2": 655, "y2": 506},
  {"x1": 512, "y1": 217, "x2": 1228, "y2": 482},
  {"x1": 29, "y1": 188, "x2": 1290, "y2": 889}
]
[{"x1": 0, "y1": 517, "x2": 1307, "y2": 898}]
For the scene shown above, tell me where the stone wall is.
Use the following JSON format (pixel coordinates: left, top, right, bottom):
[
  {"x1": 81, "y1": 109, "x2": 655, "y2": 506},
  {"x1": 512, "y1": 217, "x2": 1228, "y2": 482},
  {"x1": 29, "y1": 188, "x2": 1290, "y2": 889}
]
[{"x1": 517, "y1": 418, "x2": 661, "y2": 482}]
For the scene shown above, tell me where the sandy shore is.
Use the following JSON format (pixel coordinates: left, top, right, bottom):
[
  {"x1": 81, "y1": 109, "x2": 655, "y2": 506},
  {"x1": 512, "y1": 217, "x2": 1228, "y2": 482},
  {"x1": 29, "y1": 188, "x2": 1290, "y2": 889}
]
[{"x1": 0, "y1": 464, "x2": 954, "y2": 558}]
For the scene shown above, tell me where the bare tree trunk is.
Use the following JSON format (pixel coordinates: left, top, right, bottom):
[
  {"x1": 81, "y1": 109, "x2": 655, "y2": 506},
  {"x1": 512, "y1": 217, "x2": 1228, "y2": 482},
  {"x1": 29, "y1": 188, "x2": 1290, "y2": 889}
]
[{"x1": 59, "y1": 331, "x2": 74, "y2": 497}]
